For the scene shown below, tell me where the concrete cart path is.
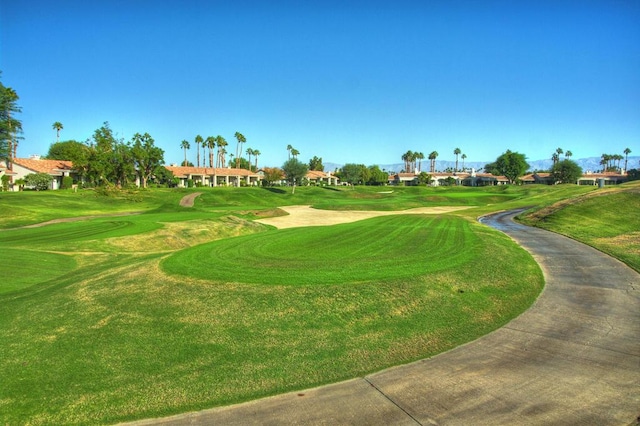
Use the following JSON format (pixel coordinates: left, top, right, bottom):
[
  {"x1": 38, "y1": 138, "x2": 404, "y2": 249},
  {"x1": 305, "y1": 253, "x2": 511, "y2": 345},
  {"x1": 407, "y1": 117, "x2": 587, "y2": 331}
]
[{"x1": 123, "y1": 209, "x2": 640, "y2": 426}]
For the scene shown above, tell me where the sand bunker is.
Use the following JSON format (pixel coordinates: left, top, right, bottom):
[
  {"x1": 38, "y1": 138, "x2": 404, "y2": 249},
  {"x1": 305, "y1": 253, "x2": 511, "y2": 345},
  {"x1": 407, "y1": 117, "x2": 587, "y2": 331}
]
[{"x1": 255, "y1": 205, "x2": 472, "y2": 229}]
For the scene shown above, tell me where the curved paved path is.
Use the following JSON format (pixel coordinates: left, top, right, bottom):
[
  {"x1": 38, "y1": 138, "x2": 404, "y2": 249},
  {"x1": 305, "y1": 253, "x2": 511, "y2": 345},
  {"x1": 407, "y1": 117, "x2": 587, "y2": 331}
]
[{"x1": 124, "y1": 209, "x2": 639, "y2": 425}]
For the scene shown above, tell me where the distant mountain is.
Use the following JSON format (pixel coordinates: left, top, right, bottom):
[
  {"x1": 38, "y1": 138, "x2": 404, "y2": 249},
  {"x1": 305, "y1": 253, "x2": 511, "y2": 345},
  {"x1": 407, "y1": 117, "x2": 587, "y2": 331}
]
[{"x1": 324, "y1": 157, "x2": 640, "y2": 174}]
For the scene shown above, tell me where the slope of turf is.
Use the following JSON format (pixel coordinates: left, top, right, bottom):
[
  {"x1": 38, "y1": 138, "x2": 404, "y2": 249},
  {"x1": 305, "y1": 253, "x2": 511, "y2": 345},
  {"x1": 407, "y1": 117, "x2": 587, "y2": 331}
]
[
  {"x1": 522, "y1": 182, "x2": 640, "y2": 272},
  {"x1": 163, "y1": 215, "x2": 478, "y2": 285},
  {"x1": 0, "y1": 249, "x2": 77, "y2": 294}
]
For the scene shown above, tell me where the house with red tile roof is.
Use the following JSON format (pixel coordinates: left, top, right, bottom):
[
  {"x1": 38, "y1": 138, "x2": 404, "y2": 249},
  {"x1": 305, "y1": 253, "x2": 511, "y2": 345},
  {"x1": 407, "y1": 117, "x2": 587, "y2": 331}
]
[
  {"x1": 164, "y1": 165, "x2": 260, "y2": 187},
  {"x1": 5, "y1": 157, "x2": 76, "y2": 190},
  {"x1": 305, "y1": 170, "x2": 339, "y2": 186}
]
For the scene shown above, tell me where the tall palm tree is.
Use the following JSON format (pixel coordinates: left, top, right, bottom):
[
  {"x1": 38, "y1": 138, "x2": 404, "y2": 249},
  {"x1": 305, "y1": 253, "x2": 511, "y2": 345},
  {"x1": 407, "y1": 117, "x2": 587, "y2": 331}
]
[
  {"x1": 234, "y1": 132, "x2": 246, "y2": 168},
  {"x1": 565, "y1": 150, "x2": 572, "y2": 159},
  {"x1": 554, "y1": 147, "x2": 563, "y2": 165},
  {"x1": 194, "y1": 135, "x2": 203, "y2": 167},
  {"x1": 246, "y1": 147, "x2": 254, "y2": 171},
  {"x1": 253, "y1": 149, "x2": 261, "y2": 170},
  {"x1": 623, "y1": 148, "x2": 631, "y2": 173},
  {"x1": 205, "y1": 136, "x2": 216, "y2": 167},
  {"x1": 461, "y1": 153, "x2": 467, "y2": 171},
  {"x1": 180, "y1": 140, "x2": 190, "y2": 166},
  {"x1": 287, "y1": 144, "x2": 293, "y2": 160},
  {"x1": 453, "y1": 147, "x2": 461, "y2": 173},
  {"x1": 291, "y1": 148, "x2": 300, "y2": 159},
  {"x1": 216, "y1": 136, "x2": 228, "y2": 168},
  {"x1": 428, "y1": 151, "x2": 438, "y2": 173},
  {"x1": 551, "y1": 152, "x2": 559, "y2": 165},
  {"x1": 416, "y1": 152, "x2": 424, "y2": 173},
  {"x1": 52, "y1": 122, "x2": 63, "y2": 142}
]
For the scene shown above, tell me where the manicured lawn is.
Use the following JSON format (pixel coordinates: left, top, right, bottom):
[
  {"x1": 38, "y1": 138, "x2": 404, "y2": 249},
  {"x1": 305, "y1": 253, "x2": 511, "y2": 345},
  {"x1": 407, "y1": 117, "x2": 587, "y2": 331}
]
[{"x1": 1, "y1": 183, "x2": 623, "y2": 424}]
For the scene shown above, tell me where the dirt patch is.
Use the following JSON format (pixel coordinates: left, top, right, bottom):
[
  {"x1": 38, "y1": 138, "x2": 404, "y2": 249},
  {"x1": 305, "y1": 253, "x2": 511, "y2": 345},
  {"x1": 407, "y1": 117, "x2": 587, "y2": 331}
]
[
  {"x1": 179, "y1": 192, "x2": 202, "y2": 207},
  {"x1": 255, "y1": 205, "x2": 472, "y2": 229}
]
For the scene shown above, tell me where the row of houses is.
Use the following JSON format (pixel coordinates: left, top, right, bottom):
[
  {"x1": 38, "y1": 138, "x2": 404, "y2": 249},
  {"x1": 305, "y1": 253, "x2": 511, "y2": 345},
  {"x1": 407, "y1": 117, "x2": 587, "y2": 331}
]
[
  {"x1": 0, "y1": 157, "x2": 629, "y2": 191},
  {"x1": 0, "y1": 158, "x2": 340, "y2": 190},
  {"x1": 389, "y1": 170, "x2": 630, "y2": 186}
]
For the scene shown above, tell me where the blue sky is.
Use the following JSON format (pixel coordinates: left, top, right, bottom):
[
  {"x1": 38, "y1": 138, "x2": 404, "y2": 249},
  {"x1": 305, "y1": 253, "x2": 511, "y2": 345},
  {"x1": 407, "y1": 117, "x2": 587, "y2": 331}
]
[{"x1": 1, "y1": 0, "x2": 638, "y2": 168}]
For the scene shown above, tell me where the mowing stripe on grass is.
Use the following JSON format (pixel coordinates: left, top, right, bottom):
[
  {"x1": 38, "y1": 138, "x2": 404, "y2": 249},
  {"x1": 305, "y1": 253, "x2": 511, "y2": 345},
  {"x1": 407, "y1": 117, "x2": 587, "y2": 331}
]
[{"x1": 162, "y1": 215, "x2": 480, "y2": 285}]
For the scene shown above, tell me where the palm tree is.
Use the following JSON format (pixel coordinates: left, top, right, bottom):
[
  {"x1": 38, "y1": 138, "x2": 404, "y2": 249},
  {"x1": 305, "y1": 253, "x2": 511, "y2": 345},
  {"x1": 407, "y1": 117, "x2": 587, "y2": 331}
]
[
  {"x1": 287, "y1": 144, "x2": 293, "y2": 160},
  {"x1": 290, "y1": 148, "x2": 300, "y2": 159},
  {"x1": 453, "y1": 148, "x2": 461, "y2": 173},
  {"x1": 565, "y1": 150, "x2": 572, "y2": 159},
  {"x1": 461, "y1": 153, "x2": 467, "y2": 171},
  {"x1": 416, "y1": 152, "x2": 424, "y2": 173},
  {"x1": 180, "y1": 140, "x2": 190, "y2": 166},
  {"x1": 216, "y1": 136, "x2": 228, "y2": 168},
  {"x1": 52, "y1": 122, "x2": 63, "y2": 142},
  {"x1": 428, "y1": 151, "x2": 438, "y2": 173},
  {"x1": 554, "y1": 147, "x2": 563, "y2": 165},
  {"x1": 205, "y1": 136, "x2": 216, "y2": 167},
  {"x1": 551, "y1": 152, "x2": 559, "y2": 165},
  {"x1": 253, "y1": 149, "x2": 261, "y2": 170},
  {"x1": 623, "y1": 148, "x2": 631, "y2": 173},
  {"x1": 234, "y1": 132, "x2": 246, "y2": 168},
  {"x1": 246, "y1": 147, "x2": 254, "y2": 171},
  {"x1": 194, "y1": 135, "x2": 203, "y2": 167}
]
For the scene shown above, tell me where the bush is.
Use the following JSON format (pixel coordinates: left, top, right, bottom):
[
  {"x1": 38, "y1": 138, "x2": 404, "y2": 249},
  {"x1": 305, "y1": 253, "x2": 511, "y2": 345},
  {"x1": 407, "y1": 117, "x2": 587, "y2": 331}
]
[
  {"x1": 24, "y1": 173, "x2": 53, "y2": 191},
  {"x1": 61, "y1": 176, "x2": 74, "y2": 189}
]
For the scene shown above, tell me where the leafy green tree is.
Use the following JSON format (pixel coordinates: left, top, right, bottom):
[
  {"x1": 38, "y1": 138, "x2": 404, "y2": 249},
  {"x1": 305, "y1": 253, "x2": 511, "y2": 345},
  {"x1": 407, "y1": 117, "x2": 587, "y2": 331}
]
[
  {"x1": 25, "y1": 172, "x2": 53, "y2": 190},
  {"x1": 0, "y1": 74, "x2": 22, "y2": 162},
  {"x1": 282, "y1": 158, "x2": 308, "y2": 194},
  {"x1": 309, "y1": 156, "x2": 324, "y2": 171},
  {"x1": 551, "y1": 159, "x2": 582, "y2": 184},
  {"x1": 626, "y1": 169, "x2": 639, "y2": 181},
  {"x1": 338, "y1": 163, "x2": 367, "y2": 186},
  {"x1": 485, "y1": 150, "x2": 529, "y2": 183},
  {"x1": 151, "y1": 166, "x2": 177, "y2": 187},
  {"x1": 61, "y1": 176, "x2": 74, "y2": 189},
  {"x1": 367, "y1": 165, "x2": 388, "y2": 185},
  {"x1": 418, "y1": 171, "x2": 432, "y2": 186},
  {"x1": 131, "y1": 132, "x2": 164, "y2": 188},
  {"x1": 52, "y1": 122, "x2": 63, "y2": 142},
  {"x1": 46, "y1": 140, "x2": 87, "y2": 160},
  {"x1": 262, "y1": 167, "x2": 284, "y2": 186}
]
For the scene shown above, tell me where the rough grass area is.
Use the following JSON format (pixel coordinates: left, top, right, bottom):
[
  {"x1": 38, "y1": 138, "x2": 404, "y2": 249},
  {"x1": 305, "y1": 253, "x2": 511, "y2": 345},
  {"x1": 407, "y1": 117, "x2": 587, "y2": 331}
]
[{"x1": 521, "y1": 181, "x2": 640, "y2": 272}]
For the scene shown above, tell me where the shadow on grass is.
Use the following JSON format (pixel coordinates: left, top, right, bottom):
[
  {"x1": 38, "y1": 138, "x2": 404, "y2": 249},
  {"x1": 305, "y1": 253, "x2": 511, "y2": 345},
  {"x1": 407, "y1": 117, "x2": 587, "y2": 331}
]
[
  {"x1": 262, "y1": 187, "x2": 287, "y2": 194},
  {"x1": 321, "y1": 186, "x2": 342, "y2": 192}
]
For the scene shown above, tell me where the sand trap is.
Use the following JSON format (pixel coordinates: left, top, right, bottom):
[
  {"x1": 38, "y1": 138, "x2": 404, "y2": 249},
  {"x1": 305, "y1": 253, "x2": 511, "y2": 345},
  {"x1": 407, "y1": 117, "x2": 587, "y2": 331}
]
[{"x1": 255, "y1": 205, "x2": 472, "y2": 229}]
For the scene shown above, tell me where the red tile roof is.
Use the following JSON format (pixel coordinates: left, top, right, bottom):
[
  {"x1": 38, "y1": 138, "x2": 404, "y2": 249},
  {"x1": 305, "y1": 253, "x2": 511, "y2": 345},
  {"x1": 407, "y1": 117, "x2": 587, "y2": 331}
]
[{"x1": 12, "y1": 158, "x2": 73, "y2": 175}]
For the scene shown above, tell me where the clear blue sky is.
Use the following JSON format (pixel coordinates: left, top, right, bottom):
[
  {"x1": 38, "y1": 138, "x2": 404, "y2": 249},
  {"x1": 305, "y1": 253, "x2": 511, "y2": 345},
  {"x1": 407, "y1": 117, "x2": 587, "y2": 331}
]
[{"x1": 1, "y1": 0, "x2": 638, "y2": 168}]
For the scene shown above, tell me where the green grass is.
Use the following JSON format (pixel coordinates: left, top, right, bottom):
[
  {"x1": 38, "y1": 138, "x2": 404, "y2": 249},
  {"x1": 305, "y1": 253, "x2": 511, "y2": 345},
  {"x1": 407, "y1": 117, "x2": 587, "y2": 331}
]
[
  {"x1": 163, "y1": 215, "x2": 479, "y2": 285},
  {"x1": 520, "y1": 181, "x2": 640, "y2": 272},
  {"x1": 1, "y1": 182, "x2": 631, "y2": 425}
]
